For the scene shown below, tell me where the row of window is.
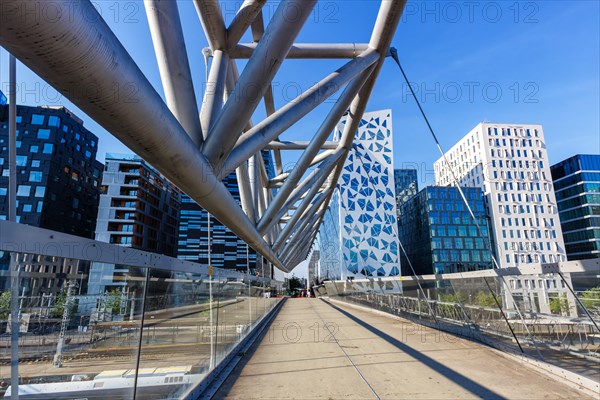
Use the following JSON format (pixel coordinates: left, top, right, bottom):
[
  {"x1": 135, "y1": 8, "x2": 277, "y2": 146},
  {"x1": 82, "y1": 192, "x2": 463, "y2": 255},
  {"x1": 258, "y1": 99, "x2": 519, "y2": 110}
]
[
  {"x1": 491, "y1": 180, "x2": 552, "y2": 193},
  {"x1": 429, "y1": 224, "x2": 486, "y2": 238},
  {"x1": 489, "y1": 148, "x2": 544, "y2": 160},
  {"x1": 501, "y1": 228, "x2": 557, "y2": 240},
  {"x1": 553, "y1": 172, "x2": 600, "y2": 192},
  {"x1": 501, "y1": 217, "x2": 555, "y2": 228},
  {"x1": 431, "y1": 237, "x2": 490, "y2": 250},
  {"x1": 432, "y1": 249, "x2": 491, "y2": 263},
  {"x1": 563, "y1": 229, "x2": 600, "y2": 244},
  {"x1": 557, "y1": 193, "x2": 600, "y2": 213},
  {"x1": 505, "y1": 253, "x2": 563, "y2": 264},
  {"x1": 487, "y1": 127, "x2": 540, "y2": 138},
  {"x1": 497, "y1": 192, "x2": 551, "y2": 204},
  {"x1": 497, "y1": 204, "x2": 555, "y2": 215},
  {"x1": 504, "y1": 241, "x2": 557, "y2": 252},
  {"x1": 559, "y1": 205, "x2": 600, "y2": 223},
  {"x1": 488, "y1": 137, "x2": 543, "y2": 149},
  {"x1": 555, "y1": 182, "x2": 600, "y2": 201}
]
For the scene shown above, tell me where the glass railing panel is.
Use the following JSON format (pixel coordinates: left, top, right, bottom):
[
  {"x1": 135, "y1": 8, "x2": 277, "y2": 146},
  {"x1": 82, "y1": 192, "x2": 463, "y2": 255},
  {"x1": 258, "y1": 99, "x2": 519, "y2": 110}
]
[{"x1": 1, "y1": 256, "x2": 145, "y2": 399}]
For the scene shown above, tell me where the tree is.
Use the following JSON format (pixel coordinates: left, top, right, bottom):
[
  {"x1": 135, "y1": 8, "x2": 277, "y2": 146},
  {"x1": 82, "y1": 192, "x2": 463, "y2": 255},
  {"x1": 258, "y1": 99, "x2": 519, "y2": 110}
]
[
  {"x1": 105, "y1": 289, "x2": 123, "y2": 315},
  {"x1": 580, "y1": 286, "x2": 600, "y2": 315},
  {"x1": 475, "y1": 291, "x2": 501, "y2": 308},
  {"x1": 549, "y1": 294, "x2": 569, "y2": 315},
  {"x1": 287, "y1": 275, "x2": 303, "y2": 295},
  {"x1": 0, "y1": 291, "x2": 10, "y2": 320}
]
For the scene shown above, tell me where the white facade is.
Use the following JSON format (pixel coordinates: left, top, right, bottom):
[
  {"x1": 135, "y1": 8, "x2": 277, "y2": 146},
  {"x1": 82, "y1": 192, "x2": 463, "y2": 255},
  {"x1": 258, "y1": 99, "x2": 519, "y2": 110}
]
[
  {"x1": 320, "y1": 110, "x2": 399, "y2": 278},
  {"x1": 434, "y1": 123, "x2": 566, "y2": 268}
]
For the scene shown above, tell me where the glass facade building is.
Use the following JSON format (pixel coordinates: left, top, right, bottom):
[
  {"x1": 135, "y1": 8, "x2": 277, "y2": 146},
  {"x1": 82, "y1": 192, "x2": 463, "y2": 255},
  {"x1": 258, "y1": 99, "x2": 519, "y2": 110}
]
[
  {"x1": 177, "y1": 151, "x2": 275, "y2": 275},
  {"x1": 398, "y1": 186, "x2": 493, "y2": 275},
  {"x1": 0, "y1": 104, "x2": 103, "y2": 297},
  {"x1": 394, "y1": 168, "x2": 418, "y2": 215},
  {"x1": 551, "y1": 154, "x2": 600, "y2": 260}
]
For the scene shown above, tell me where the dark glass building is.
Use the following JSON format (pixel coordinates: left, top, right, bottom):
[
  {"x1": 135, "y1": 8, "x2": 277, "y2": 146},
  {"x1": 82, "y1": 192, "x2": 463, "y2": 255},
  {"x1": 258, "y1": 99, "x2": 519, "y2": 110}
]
[
  {"x1": 551, "y1": 154, "x2": 600, "y2": 260},
  {"x1": 0, "y1": 105, "x2": 103, "y2": 236},
  {"x1": 177, "y1": 151, "x2": 275, "y2": 275},
  {"x1": 398, "y1": 186, "x2": 493, "y2": 275},
  {"x1": 0, "y1": 103, "x2": 103, "y2": 296}
]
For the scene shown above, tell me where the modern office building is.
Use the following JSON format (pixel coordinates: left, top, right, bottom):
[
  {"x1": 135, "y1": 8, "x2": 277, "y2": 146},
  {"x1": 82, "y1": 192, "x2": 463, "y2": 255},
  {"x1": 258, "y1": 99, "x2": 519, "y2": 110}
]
[
  {"x1": 88, "y1": 153, "x2": 181, "y2": 295},
  {"x1": 178, "y1": 174, "x2": 261, "y2": 274},
  {"x1": 177, "y1": 151, "x2": 275, "y2": 276},
  {"x1": 0, "y1": 102, "x2": 103, "y2": 296},
  {"x1": 551, "y1": 154, "x2": 600, "y2": 260},
  {"x1": 398, "y1": 186, "x2": 493, "y2": 275},
  {"x1": 394, "y1": 168, "x2": 418, "y2": 214},
  {"x1": 320, "y1": 110, "x2": 399, "y2": 278},
  {"x1": 434, "y1": 123, "x2": 566, "y2": 267}
]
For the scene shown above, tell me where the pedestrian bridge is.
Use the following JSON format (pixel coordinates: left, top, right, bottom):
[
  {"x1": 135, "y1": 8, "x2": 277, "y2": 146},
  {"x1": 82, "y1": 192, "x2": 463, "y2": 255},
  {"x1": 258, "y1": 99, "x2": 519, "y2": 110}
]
[{"x1": 211, "y1": 298, "x2": 589, "y2": 399}]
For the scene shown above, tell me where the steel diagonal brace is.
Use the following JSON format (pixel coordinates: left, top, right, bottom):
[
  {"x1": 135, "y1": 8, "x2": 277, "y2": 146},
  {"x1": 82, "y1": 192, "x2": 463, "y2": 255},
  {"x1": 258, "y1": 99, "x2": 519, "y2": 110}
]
[
  {"x1": 0, "y1": 0, "x2": 288, "y2": 272},
  {"x1": 274, "y1": 188, "x2": 332, "y2": 252},
  {"x1": 269, "y1": 150, "x2": 344, "y2": 232},
  {"x1": 202, "y1": 0, "x2": 318, "y2": 171},
  {"x1": 257, "y1": 66, "x2": 375, "y2": 236},
  {"x1": 218, "y1": 48, "x2": 380, "y2": 180},
  {"x1": 145, "y1": 0, "x2": 203, "y2": 146}
]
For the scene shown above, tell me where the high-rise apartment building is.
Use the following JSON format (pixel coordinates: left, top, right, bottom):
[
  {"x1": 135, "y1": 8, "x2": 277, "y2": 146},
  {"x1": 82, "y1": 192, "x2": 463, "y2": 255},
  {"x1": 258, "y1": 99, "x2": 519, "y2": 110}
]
[
  {"x1": 434, "y1": 123, "x2": 566, "y2": 267},
  {"x1": 320, "y1": 110, "x2": 399, "y2": 278},
  {"x1": 551, "y1": 154, "x2": 600, "y2": 260},
  {"x1": 88, "y1": 154, "x2": 181, "y2": 294},
  {"x1": 398, "y1": 186, "x2": 493, "y2": 275},
  {"x1": 0, "y1": 102, "x2": 103, "y2": 296}
]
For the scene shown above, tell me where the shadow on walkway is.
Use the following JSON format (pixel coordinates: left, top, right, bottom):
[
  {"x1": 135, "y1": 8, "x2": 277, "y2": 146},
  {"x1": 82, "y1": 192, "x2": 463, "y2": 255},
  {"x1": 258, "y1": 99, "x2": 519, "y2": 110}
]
[{"x1": 323, "y1": 300, "x2": 506, "y2": 400}]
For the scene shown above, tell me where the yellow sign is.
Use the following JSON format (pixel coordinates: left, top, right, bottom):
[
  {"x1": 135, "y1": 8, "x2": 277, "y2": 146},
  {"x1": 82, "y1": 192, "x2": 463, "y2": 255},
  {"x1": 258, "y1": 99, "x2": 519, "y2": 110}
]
[{"x1": 208, "y1": 265, "x2": 213, "y2": 276}]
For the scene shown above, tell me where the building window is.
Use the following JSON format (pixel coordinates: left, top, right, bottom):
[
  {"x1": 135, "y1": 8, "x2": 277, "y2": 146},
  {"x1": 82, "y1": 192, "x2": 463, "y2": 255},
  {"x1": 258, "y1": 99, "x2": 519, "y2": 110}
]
[
  {"x1": 34, "y1": 186, "x2": 46, "y2": 198},
  {"x1": 31, "y1": 160, "x2": 40, "y2": 168},
  {"x1": 48, "y1": 116, "x2": 61, "y2": 126},
  {"x1": 16, "y1": 155, "x2": 27, "y2": 167},
  {"x1": 29, "y1": 171, "x2": 43, "y2": 182},
  {"x1": 37, "y1": 128, "x2": 51, "y2": 139},
  {"x1": 30, "y1": 145, "x2": 39, "y2": 153},
  {"x1": 31, "y1": 114, "x2": 45, "y2": 125},
  {"x1": 43, "y1": 143, "x2": 54, "y2": 154},
  {"x1": 17, "y1": 185, "x2": 31, "y2": 197}
]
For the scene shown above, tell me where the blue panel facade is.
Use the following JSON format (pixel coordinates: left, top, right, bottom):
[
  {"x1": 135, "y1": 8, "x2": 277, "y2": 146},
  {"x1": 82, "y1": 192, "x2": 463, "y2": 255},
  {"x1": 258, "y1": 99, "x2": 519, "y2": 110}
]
[
  {"x1": 551, "y1": 154, "x2": 600, "y2": 260},
  {"x1": 320, "y1": 110, "x2": 399, "y2": 278}
]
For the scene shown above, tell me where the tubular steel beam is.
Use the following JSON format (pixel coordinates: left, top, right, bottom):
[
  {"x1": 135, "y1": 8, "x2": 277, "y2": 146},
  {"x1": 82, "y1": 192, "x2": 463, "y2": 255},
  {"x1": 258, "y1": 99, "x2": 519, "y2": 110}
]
[
  {"x1": 227, "y1": 0, "x2": 267, "y2": 50},
  {"x1": 274, "y1": 188, "x2": 331, "y2": 251},
  {"x1": 305, "y1": 1, "x2": 407, "y2": 262},
  {"x1": 219, "y1": 48, "x2": 379, "y2": 179},
  {"x1": 201, "y1": 50, "x2": 229, "y2": 135},
  {"x1": 0, "y1": 0, "x2": 287, "y2": 272},
  {"x1": 202, "y1": 0, "x2": 318, "y2": 171},
  {"x1": 257, "y1": 68, "x2": 374, "y2": 236},
  {"x1": 194, "y1": 0, "x2": 227, "y2": 50},
  {"x1": 145, "y1": 0, "x2": 203, "y2": 147},
  {"x1": 265, "y1": 141, "x2": 339, "y2": 150},
  {"x1": 223, "y1": 43, "x2": 372, "y2": 59}
]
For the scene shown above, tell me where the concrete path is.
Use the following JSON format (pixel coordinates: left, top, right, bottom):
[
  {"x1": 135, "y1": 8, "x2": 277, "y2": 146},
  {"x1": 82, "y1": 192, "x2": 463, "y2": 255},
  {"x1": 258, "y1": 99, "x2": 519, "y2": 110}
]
[{"x1": 213, "y1": 298, "x2": 590, "y2": 399}]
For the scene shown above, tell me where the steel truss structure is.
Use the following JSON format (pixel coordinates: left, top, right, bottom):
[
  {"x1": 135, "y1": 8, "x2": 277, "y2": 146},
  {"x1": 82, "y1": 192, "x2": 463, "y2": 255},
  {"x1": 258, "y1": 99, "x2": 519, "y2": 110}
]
[{"x1": 0, "y1": 0, "x2": 407, "y2": 272}]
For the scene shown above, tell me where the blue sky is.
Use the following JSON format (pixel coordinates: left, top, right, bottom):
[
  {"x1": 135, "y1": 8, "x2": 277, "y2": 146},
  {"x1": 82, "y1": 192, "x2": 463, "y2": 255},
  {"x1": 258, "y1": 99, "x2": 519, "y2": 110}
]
[
  {"x1": 1, "y1": 1, "x2": 598, "y2": 278},
  {"x1": 1, "y1": 1, "x2": 598, "y2": 188}
]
